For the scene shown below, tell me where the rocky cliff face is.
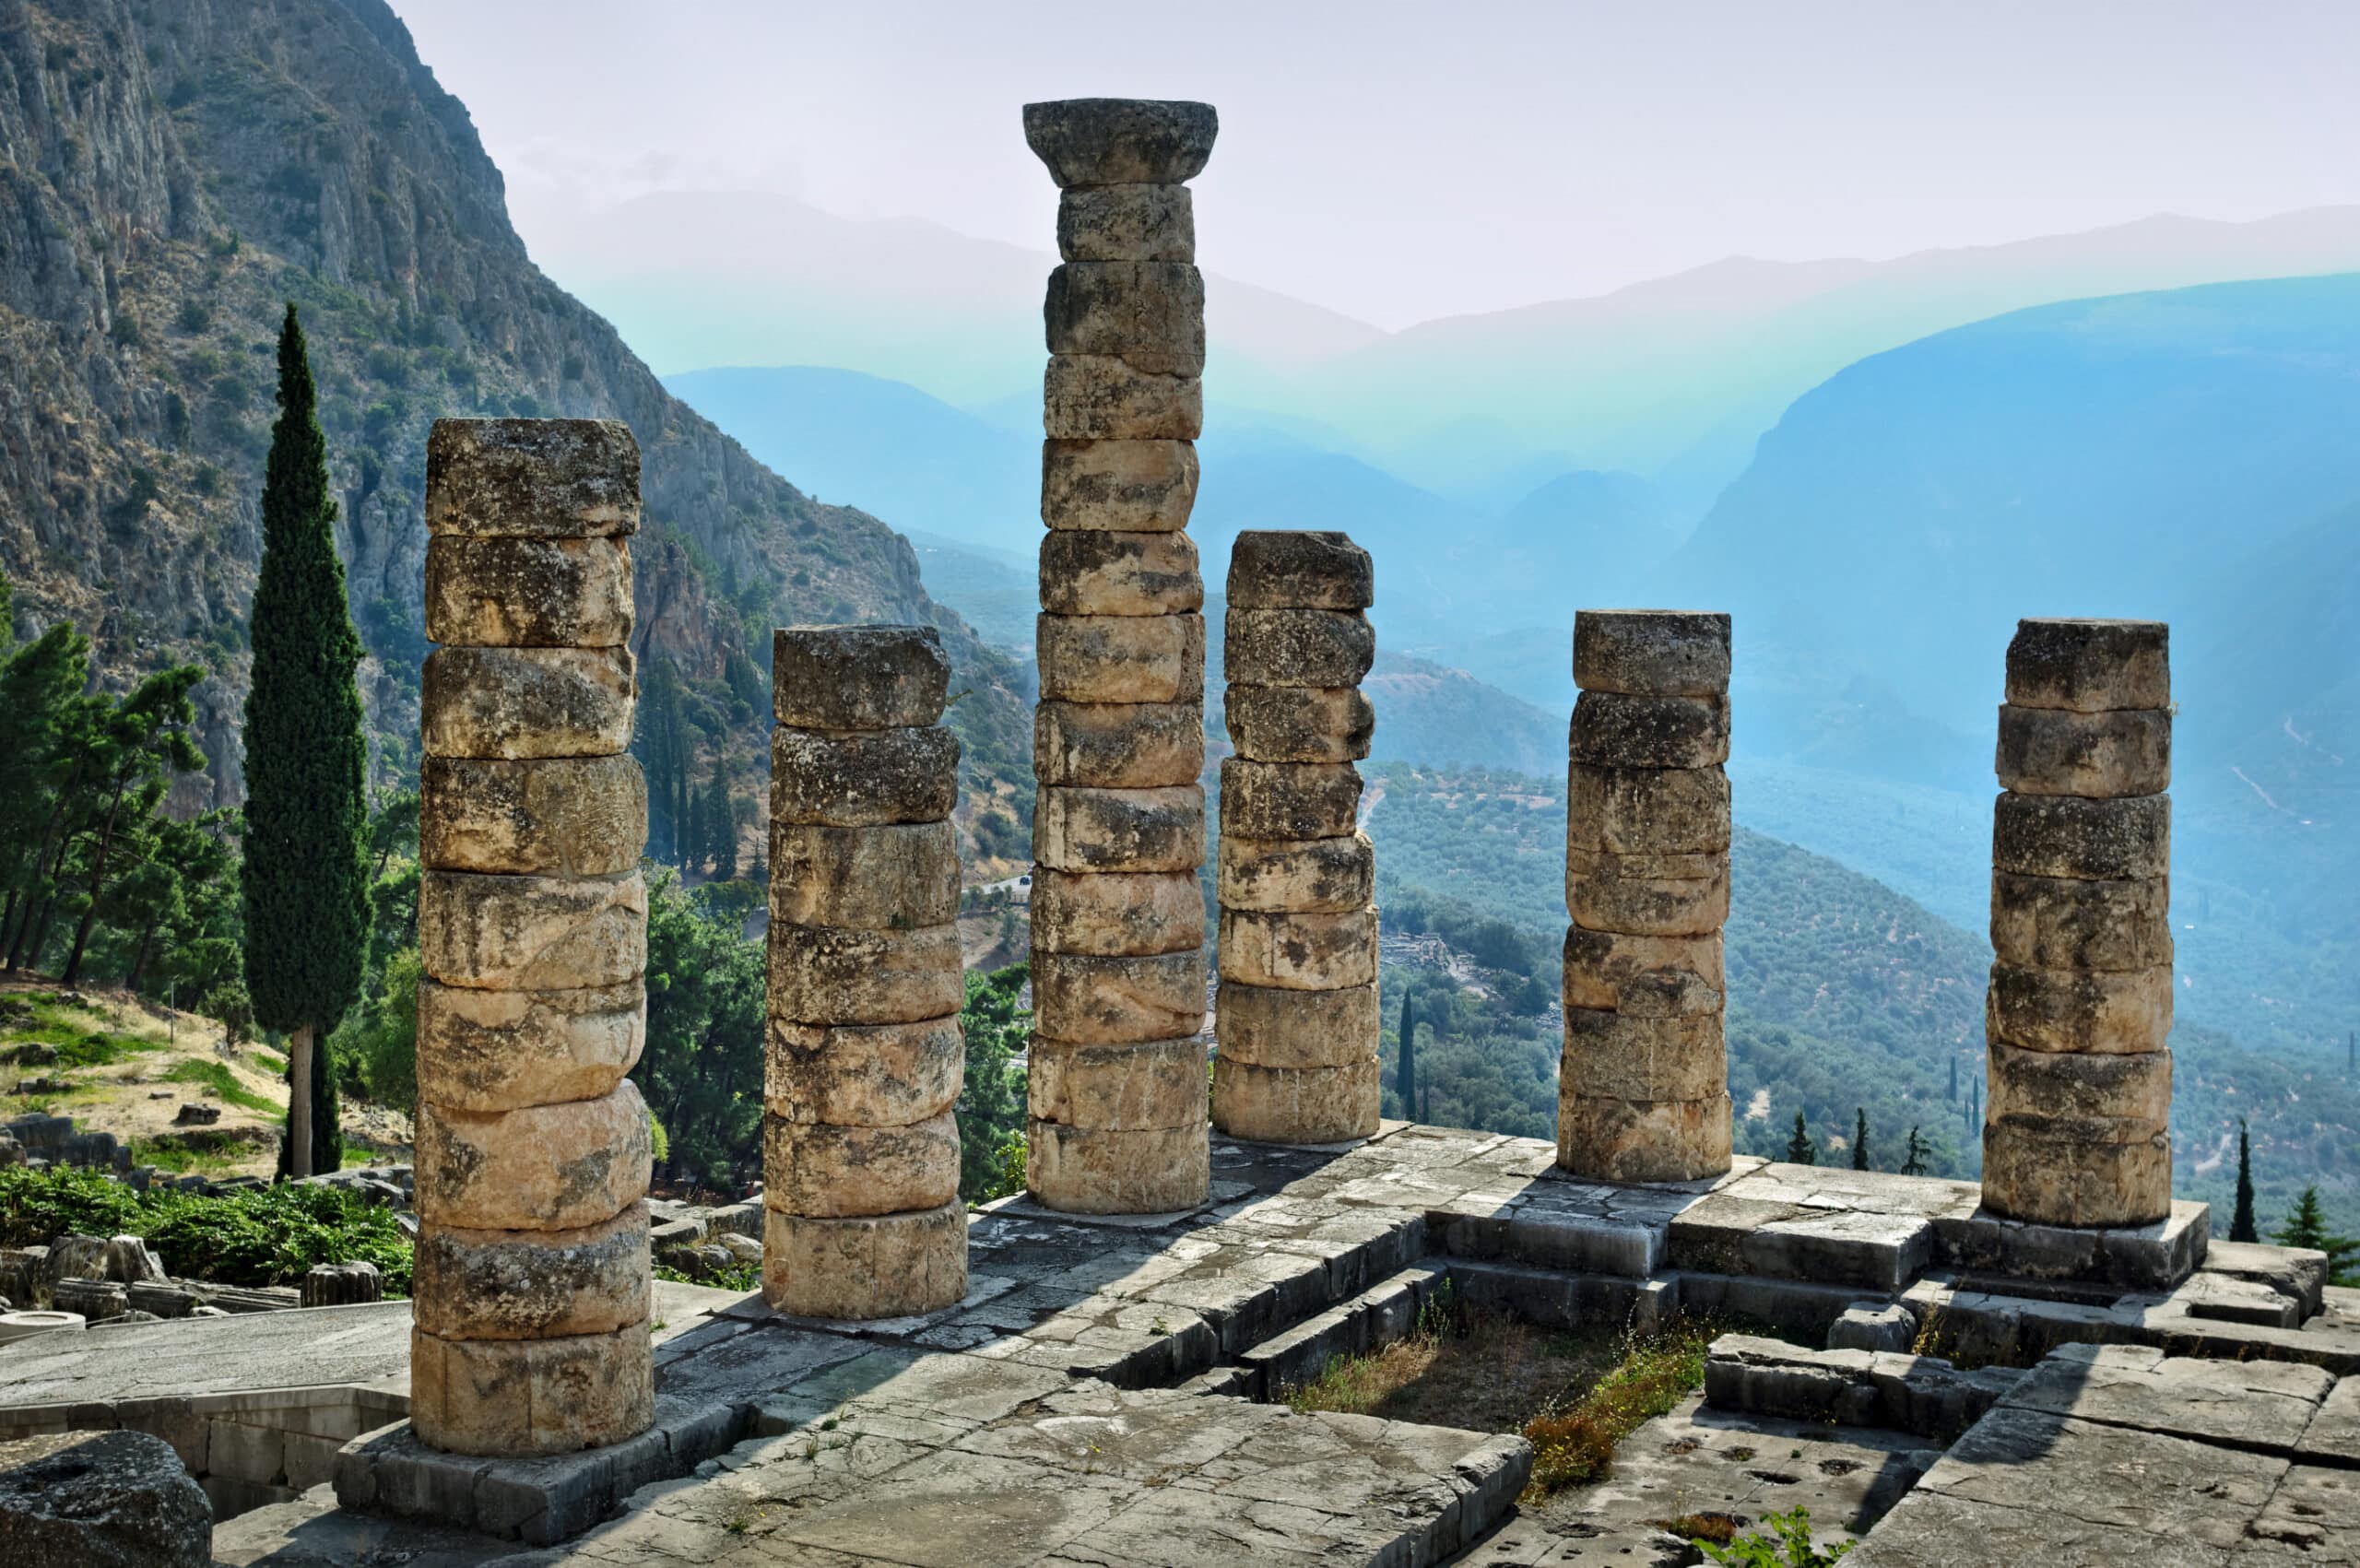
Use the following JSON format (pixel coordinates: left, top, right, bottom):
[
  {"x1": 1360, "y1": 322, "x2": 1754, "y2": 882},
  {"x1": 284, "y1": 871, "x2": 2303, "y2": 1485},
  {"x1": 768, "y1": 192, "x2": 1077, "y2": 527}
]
[{"x1": 0, "y1": 0, "x2": 1028, "y2": 819}]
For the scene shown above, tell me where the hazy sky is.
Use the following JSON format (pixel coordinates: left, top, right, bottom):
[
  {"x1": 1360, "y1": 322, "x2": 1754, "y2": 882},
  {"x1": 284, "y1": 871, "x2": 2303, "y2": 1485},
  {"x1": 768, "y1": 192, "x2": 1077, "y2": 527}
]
[{"x1": 389, "y1": 1, "x2": 2360, "y2": 330}]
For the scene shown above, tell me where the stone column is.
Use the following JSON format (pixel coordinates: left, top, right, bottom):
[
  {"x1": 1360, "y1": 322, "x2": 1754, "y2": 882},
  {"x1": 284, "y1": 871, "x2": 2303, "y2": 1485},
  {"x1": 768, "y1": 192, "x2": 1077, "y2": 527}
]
[
  {"x1": 1023, "y1": 98, "x2": 1218, "y2": 1214},
  {"x1": 1558, "y1": 610, "x2": 1733, "y2": 1182},
  {"x1": 763, "y1": 626, "x2": 968, "y2": 1316},
  {"x1": 412, "y1": 419, "x2": 655, "y2": 1456},
  {"x1": 1984, "y1": 619, "x2": 2173, "y2": 1227},
  {"x1": 1212, "y1": 532, "x2": 1380, "y2": 1143}
]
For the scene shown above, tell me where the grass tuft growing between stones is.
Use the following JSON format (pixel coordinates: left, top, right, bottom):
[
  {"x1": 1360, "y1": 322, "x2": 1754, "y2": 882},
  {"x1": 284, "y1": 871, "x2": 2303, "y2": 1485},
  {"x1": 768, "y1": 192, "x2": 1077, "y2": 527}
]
[{"x1": 1520, "y1": 1315, "x2": 1729, "y2": 1497}]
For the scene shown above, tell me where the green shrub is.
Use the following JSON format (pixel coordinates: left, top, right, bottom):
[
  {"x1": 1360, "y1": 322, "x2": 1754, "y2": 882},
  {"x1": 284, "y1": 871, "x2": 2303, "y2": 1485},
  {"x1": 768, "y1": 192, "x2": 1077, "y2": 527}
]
[
  {"x1": 165, "y1": 1058, "x2": 277, "y2": 1115},
  {"x1": 1696, "y1": 1507, "x2": 1853, "y2": 1566}
]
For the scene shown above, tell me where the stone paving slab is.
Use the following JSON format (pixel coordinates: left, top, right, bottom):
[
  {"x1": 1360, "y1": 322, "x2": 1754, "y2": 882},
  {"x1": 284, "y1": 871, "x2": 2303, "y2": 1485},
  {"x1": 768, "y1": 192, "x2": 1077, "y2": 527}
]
[{"x1": 1998, "y1": 1343, "x2": 2334, "y2": 1456}]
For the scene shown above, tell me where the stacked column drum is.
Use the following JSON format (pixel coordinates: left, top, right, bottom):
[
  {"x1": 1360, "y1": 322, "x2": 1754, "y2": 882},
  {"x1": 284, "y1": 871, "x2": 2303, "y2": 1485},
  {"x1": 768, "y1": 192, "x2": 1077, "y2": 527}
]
[
  {"x1": 411, "y1": 419, "x2": 655, "y2": 1456},
  {"x1": 765, "y1": 627, "x2": 968, "y2": 1315},
  {"x1": 1558, "y1": 610, "x2": 1734, "y2": 1183},
  {"x1": 1983, "y1": 619, "x2": 2174, "y2": 1227},
  {"x1": 1213, "y1": 531, "x2": 1381, "y2": 1144},
  {"x1": 1023, "y1": 97, "x2": 1220, "y2": 1214}
]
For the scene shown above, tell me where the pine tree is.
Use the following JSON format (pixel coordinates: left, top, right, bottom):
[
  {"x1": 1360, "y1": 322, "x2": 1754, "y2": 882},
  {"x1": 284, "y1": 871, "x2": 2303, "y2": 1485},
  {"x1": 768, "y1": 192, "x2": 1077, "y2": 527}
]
[
  {"x1": 59, "y1": 666, "x2": 206, "y2": 987},
  {"x1": 2272, "y1": 1186, "x2": 2360, "y2": 1285},
  {"x1": 2229, "y1": 1120, "x2": 2259, "y2": 1244},
  {"x1": 1853, "y1": 1108, "x2": 1870, "y2": 1172},
  {"x1": 1786, "y1": 1110, "x2": 1815, "y2": 1166},
  {"x1": 242, "y1": 303, "x2": 368, "y2": 1179},
  {"x1": 1396, "y1": 984, "x2": 1418, "y2": 1121},
  {"x1": 1899, "y1": 1126, "x2": 1929, "y2": 1177}
]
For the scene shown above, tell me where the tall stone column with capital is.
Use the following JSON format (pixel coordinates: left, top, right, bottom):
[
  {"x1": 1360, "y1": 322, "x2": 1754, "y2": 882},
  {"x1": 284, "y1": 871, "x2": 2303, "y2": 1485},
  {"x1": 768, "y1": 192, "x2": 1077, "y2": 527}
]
[
  {"x1": 1214, "y1": 531, "x2": 1381, "y2": 1143},
  {"x1": 1023, "y1": 98, "x2": 1219, "y2": 1213},
  {"x1": 1557, "y1": 610, "x2": 1734, "y2": 1182},
  {"x1": 763, "y1": 625, "x2": 968, "y2": 1316},
  {"x1": 411, "y1": 419, "x2": 655, "y2": 1456},
  {"x1": 1984, "y1": 619, "x2": 2174, "y2": 1227}
]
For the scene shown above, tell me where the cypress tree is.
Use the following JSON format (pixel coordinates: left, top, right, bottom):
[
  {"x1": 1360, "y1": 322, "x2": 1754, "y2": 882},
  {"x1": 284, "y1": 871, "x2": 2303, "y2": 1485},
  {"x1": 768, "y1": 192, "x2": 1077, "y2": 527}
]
[
  {"x1": 1785, "y1": 1110, "x2": 1815, "y2": 1166},
  {"x1": 1946, "y1": 1056, "x2": 1958, "y2": 1104},
  {"x1": 242, "y1": 303, "x2": 368, "y2": 1179},
  {"x1": 2229, "y1": 1119, "x2": 2258, "y2": 1244},
  {"x1": 1853, "y1": 1108, "x2": 1870, "y2": 1172},
  {"x1": 1397, "y1": 984, "x2": 1418, "y2": 1121}
]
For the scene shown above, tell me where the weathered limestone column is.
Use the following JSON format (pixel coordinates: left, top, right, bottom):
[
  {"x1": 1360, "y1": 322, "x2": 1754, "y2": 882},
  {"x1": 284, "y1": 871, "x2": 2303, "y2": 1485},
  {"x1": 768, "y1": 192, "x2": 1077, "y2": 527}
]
[
  {"x1": 412, "y1": 419, "x2": 655, "y2": 1456},
  {"x1": 1984, "y1": 619, "x2": 2173, "y2": 1226},
  {"x1": 1213, "y1": 532, "x2": 1380, "y2": 1142},
  {"x1": 1023, "y1": 98, "x2": 1218, "y2": 1214},
  {"x1": 1558, "y1": 611, "x2": 1733, "y2": 1182},
  {"x1": 763, "y1": 626, "x2": 968, "y2": 1315}
]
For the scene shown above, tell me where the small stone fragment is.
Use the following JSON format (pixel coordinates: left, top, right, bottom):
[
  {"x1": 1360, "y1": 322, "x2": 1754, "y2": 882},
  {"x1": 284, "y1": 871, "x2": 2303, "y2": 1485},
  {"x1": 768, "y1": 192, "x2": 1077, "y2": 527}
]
[
  {"x1": 411, "y1": 1204, "x2": 651, "y2": 1340},
  {"x1": 1992, "y1": 792, "x2": 2171, "y2": 880},
  {"x1": 1036, "y1": 612, "x2": 1206, "y2": 703},
  {"x1": 768, "y1": 726, "x2": 961, "y2": 826},
  {"x1": 1033, "y1": 784, "x2": 1205, "y2": 873},
  {"x1": 772, "y1": 625, "x2": 950, "y2": 731},
  {"x1": 762, "y1": 1203, "x2": 968, "y2": 1320},
  {"x1": 1995, "y1": 703, "x2": 2171, "y2": 798},
  {"x1": 415, "y1": 979, "x2": 644, "y2": 1114},
  {"x1": 1219, "y1": 760, "x2": 1363, "y2": 840},
  {"x1": 1044, "y1": 262, "x2": 1207, "y2": 377},
  {"x1": 1217, "y1": 831, "x2": 1375, "y2": 914},
  {"x1": 414, "y1": 1081, "x2": 652, "y2": 1232},
  {"x1": 1212, "y1": 1056, "x2": 1380, "y2": 1144},
  {"x1": 419, "y1": 869, "x2": 646, "y2": 991},
  {"x1": 765, "y1": 1015, "x2": 965, "y2": 1126},
  {"x1": 419, "y1": 753, "x2": 647, "y2": 877},
  {"x1": 1044, "y1": 354, "x2": 1203, "y2": 441},
  {"x1": 1224, "y1": 607, "x2": 1376, "y2": 688},
  {"x1": 767, "y1": 921, "x2": 964, "y2": 1026},
  {"x1": 426, "y1": 418, "x2": 641, "y2": 538},
  {"x1": 1034, "y1": 700, "x2": 1205, "y2": 787},
  {"x1": 1025, "y1": 1118, "x2": 1210, "y2": 1214},
  {"x1": 1556, "y1": 1091, "x2": 1733, "y2": 1184},
  {"x1": 1225, "y1": 530, "x2": 1376, "y2": 610},
  {"x1": 1032, "y1": 949, "x2": 1208, "y2": 1044},
  {"x1": 1569, "y1": 691, "x2": 1731, "y2": 769},
  {"x1": 2005, "y1": 618, "x2": 2170, "y2": 713},
  {"x1": 1572, "y1": 610, "x2": 1731, "y2": 697},
  {"x1": 768, "y1": 820, "x2": 962, "y2": 930},
  {"x1": 1022, "y1": 98, "x2": 1219, "y2": 188},
  {"x1": 424, "y1": 535, "x2": 633, "y2": 647},
  {"x1": 1030, "y1": 868, "x2": 1204, "y2": 956},
  {"x1": 1218, "y1": 906, "x2": 1379, "y2": 991},
  {"x1": 1058, "y1": 183, "x2": 1195, "y2": 262},
  {"x1": 1040, "y1": 529, "x2": 1203, "y2": 616},
  {"x1": 409, "y1": 1320, "x2": 655, "y2": 1456},
  {"x1": 1029, "y1": 1036, "x2": 1210, "y2": 1130},
  {"x1": 1224, "y1": 685, "x2": 1375, "y2": 762},
  {"x1": 1213, "y1": 981, "x2": 1379, "y2": 1070},
  {"x1": 1042, "y1": 439, "x2": 1198, "y2": 531},
  {"x1": 0, "y1": 1430, "x2": 210, "y2": 1568},
  {"x1": 763, "y1": 1110, "x2": 960, "y2": 1218},
  {"x1": 1986, "y1": 961, "x2": 2173, "y2": 1055},
  {"x1": 421, "y1": 645, "x2": 633, "y2": 760}
]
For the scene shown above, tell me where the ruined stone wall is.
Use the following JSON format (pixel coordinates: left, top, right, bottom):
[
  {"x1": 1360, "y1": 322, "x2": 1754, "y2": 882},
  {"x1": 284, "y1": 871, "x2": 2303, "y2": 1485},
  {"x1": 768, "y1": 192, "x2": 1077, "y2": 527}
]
[
  {"x1": 411, "y1": 419, "x2": 655, "y2": 1456},
  {"x1": 1558, "y1": 611, "x2": 1734, "y2": 1182},
  {"x1": 1023, "y1": 100, "x2": 1219, "y2": 1213},
  {"x1": 1213, "y1": 532, "x2": 1381, "y2": 1144},
  {"x1": 1984, "y1": 619, "x2": 2175, "y2": 1227},
  {"x1": 762, "y1": 626, "x2": 968, "y2": 1317}
]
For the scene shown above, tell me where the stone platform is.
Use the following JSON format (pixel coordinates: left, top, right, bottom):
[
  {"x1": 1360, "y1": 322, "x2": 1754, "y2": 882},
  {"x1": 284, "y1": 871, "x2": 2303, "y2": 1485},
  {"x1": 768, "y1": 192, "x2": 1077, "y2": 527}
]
[{"x1": 0, "y1": 1124, "x2": 2343, "y2": 1563}]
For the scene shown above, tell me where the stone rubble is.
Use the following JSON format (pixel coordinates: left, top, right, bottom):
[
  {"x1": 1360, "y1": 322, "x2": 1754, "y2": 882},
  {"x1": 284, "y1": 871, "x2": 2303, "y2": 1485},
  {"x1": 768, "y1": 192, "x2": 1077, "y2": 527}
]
[
  {"x1": 1984, "y1": 618, "x2": 2175, "y2": 1227},
  {"x1": 1558, "y1": 609, "x2": 1734, "y2": 1180},
  {"x1": 411, "y1": 419, "x2": 655, "y2": 1456},
  {"x1": 1024, "y1": 97, "x2": 1220, "y2": 1214},
  {"x1": 763, "y1": 626, "x2": 968, "y2": 1318},
  {"x1": 1214, "y1": 530, "x2": 1382, "y2": 1144}
]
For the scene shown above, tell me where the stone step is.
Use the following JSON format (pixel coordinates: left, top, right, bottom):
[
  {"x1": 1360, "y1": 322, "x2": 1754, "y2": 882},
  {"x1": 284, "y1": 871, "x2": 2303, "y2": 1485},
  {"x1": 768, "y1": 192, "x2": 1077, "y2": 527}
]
[
  {"x1": 1704, "y1": 1333, "x2": 2024, "y2": 1442},
  {"x1": 1236, "y1": 1264, "x2": 1445, "y2": 1400},
  {"x1": 1439, "y1": 1256, "x2": 1670, "y2": 1332}
]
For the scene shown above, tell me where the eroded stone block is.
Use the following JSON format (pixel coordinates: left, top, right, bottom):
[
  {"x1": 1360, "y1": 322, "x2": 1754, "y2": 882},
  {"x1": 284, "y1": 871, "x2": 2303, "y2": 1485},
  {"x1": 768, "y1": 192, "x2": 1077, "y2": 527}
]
[
  {"x1": 1040, "y1": 529, "x2": 1203, "y2": 617},
  {"x1": 1217, "y1": 831, "x2": 1375, "y2": 914},
  {"x1": 765, "y1": 1015, "x2": 964, "y2": 1126},
  {"x1": 1029, "y1": 1036, "x2": 1210, "y2": 1130},
  {"x1": 424, "y1": 535, "x2": 632, "y2": 649},
  {"x1": 1212, "y1": 1056, "x2": 1380, "y2": 1144},
  {"x1": 1569, "y1": 691, "x2": 1730, "y2": 769},
  {"x1": 419, "y1": 869, "x2": 646, "y2": 991},
  {"x1": 1225, "y1": 531, "x2": 1376, "y2": 610},
  {"x1": 1218, "y1": 906, "x2": 1379, "y2": 990},
  {"x1": 1026, "y1": 1118, "x2": 1210, "y2": 1214},
  {"x1": 1987, "y1": 1038, "x2": 2172, "y2": 1125},
  {"x1": 1031, "y1": 948, "x2": 1208, "y2": 1043},
  {"x1": 1033, "y1": 784, "x2": 1205, "y2": 873},
  {"x1": 410, "y1": 1321, "x2": 654, "y2": 1456},
  {"x1": 1986, "y1": 961, "x2": 2172, "y2": 1055},
  {"x1": 1044, "y1": 355, "x2": 1203, "y2": 441},
  {"x1": 1561, "y1": 927, "x2": 1726, "y2": 1013},
  {"x1": 1036, "y1": 613, "x2": 1206, "y2": 703},
  {"x1": 416, "y1": 979, "x2": 644, "y2": 1114},
  {"x1": 1034, "y1": 700, "x2": 1205, "y2": 787},
  {"x1": 773, "y1": 625, "x2": 950, "y2": 731},
  {"x1": 421, "y1": 646, "x2": 633, "y2": 760},
  {"x1": 1562, "y1": 1008, "x2": 1727, "y2": 1102},
  {"x1": 415, "y1": 1082, "x2": 651, "y2": 1232},
  {"x1": 1565, "y1": 846, "x2": 1729, "y2": 937},
  {"x1": 1030, "y1": 868, "x2": 1204, "y2": 956},
  {"x1": 1224, "y1": 607, "x2": 1376, "y2": 688},
  {"x1": 1993, "y1": 793, "x2": 2170, "y2": 881},
  {"x1": 2005, "y1": 618, "x2": 2170, "y2": 713},
  {"x1": 1224, "y1": 685, "x2": 1375, "y2": 762},
  {"x1": 767, "y1": 922, "x2": 963, "y2": 1026},
  {"x1": 426, "y1": 419, "x2": 640, "y2": 539},
  {"x1": 420, "y1": 754, "x2": 646, "y2": 877},
  {"x1": 1996, "y1": 704, "x2": 2170, "y2": 798},
  {"x1": 1219, "y1": 759, "x2": 1363, "y2": 840},
  {"x1": 1022, "y1": 98, "x2": 1218, "y2": 188},
  {"x1": 1042, "y1": 439, "x2": 1198, "y2": 531},
  {"x1": 763, "y1": 1110, "x2": 960, "y2": 1218},
  {"x1": 1990, "y1": 871, "x2": 2171, "y2": 973},
  {"x1": 1058, "y1": 183, "x2": 1194, "y2": 262},
  {"x1": 1982, "y1": 1118, "x2": 2172, "y2": 1228},
  {"x1": 769, "y1": 726, "x2": 960, "y2": 826},
  {"x1": 1573, "y1": 609, "x2": 1731, "y2": 698},
  {"x1": 768, "y1": 820, "x2": 961, "y2": 930},
  {"x1": 1557, "y1": 1091, "x2": 1732, "y2": 1183},
  {"x1": 762, "y1": 1203, "x2": 968, "y2": 1320},
  {"x1": 1565, "y1": 762, "x2": 1731, "y2": 855},
  {"x1": 1210, "y1": 981, "x2": 1384, "y2": 1083},
  {"x1": 1044, "y1": 262, "x2": 1206, "y2": 377},
  {"x1": 412, "y1": 1204, "x2": 650, "y2": 1340}
]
